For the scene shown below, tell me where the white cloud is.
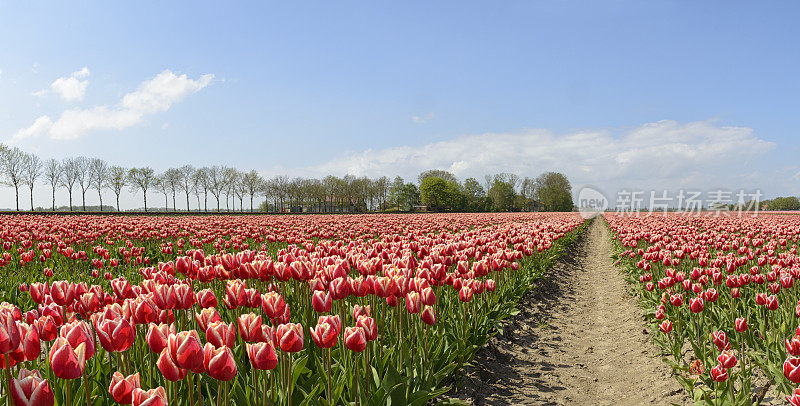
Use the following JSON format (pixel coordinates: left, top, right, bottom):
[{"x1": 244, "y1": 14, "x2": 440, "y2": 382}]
[
  {"x1": 308, "y1": 120, "x2": 775, "y2": 191},
  {"x1": 411, "y1": 112, "x2": 436, "y2": 123},
  {"x1": 39, "y1": 67, "x2": 91, "y2": 101},
  {"x1": 13, "y1": 70, "x2": 214, "y2": 141}
]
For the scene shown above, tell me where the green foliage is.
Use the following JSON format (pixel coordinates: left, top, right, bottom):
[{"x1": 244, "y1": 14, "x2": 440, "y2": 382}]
[
  {"x1": 420, "y1": 177, "x2": 449, "y2": 211},
  {"x1": 534, "y1": 172, "x2": 573, "y2": 212},
  {"x1": 487, "y1": 179, "x2": 517, "y2": 212},
  {"x1": 762, "y1": 196, "x2": 800, "y2": 211}
]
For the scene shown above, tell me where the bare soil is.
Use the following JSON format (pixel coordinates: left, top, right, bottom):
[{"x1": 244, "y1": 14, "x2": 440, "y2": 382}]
[{"x1": 448, "y1": 218, "x2": 688, "y2": 405}]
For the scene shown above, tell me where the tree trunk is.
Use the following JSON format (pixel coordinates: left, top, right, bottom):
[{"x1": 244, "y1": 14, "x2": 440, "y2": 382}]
[
  {"x1": 82, "y1": 190, "x2": 86, "y2": 211},
  {"x1": 68, "y1": 191, "x2": 73, "y2": 211},
  {"x1": 29, "y1": 187, "x2": 34, "y2": 211},
  {"x1": 143, "y1": 193, "x2": 148, "y2": 212},
  {"x1": 172, "y1": 192, "x2": 177, "y2": 212},
  {"x1": 98, "y1": 190, "x2": 103, "y2": 212},
  {"x1": 116, "y1": 194, "x2": 120, "y2": 212},
  {"x1": 52, "y1": 187, "x2": 56, "y2": 211},
  {"x1": 15, "y1": 186, "x2": 19, "y2": 211},
  {"x1": 186, "y1": 193, "x2": 190, "y2": 212},
  {"x1": 251, "y1": 195, "x2": 254, "y2": 212}
]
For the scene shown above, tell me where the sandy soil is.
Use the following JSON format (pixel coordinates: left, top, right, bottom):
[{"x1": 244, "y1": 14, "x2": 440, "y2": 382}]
[{"x1": 448, "y1": 218, "x2": 688, "y2": 405}]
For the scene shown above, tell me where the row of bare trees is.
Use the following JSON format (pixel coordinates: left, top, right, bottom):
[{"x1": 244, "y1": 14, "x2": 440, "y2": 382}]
[{"x1": 0, "y1": 145, "x2": 397, "y2": 212}]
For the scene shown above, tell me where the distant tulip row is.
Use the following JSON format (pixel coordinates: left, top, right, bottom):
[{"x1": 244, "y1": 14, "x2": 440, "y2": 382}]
[
  {"x1": 0, "y1": 213, "x2": 584, "y2": 405},
  {"x1": 609, "y1": 213, "x2": 800, "y2": 405}
]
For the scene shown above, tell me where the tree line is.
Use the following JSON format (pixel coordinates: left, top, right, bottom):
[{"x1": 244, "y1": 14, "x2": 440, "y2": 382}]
[{"x1": 0, "y1": 145, "x2": 574, "y2": 213}]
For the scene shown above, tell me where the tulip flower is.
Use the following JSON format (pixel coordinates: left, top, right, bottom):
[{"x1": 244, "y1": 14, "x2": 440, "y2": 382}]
[
  {"x1": 786, "y1": 357, "x2": 800, "y2": 384},
  {"x1": 310, "y1": 321, "x2": 338, "y2": 349},
  {"x1": 196, "y1": 289, "x2": 218, "y2": 309},
  {"x1": 689, "y1": 297, "x2": 704, "y2": 313},
  {"x1": 261, "y1": 292, "x2": 285, "y2": 320},
  {"x1": 246, "y1": 341, "x2": 278, "y2": 370},
  {"x1": 195, "y1": 307, "x2": 222, "y2": 332},
  {"x1": 405, "y1": 292, "x2": 422, "y2": 314},
  {"x1": 312, "y1": 290, "x2": 332, "y2": 313},
  {"x1": 787, "y1": 388, "x2": 800, "y2": 406},
  {"x1": 734, "y1": 317, "x2": 747, "y2": 333},
  {"x1": 48, "y1": 337, "x2": 86, "y2": 380},
  {"x1": 356, "y1": 316, "x2": 377, "y2": 341},
  {"x1": 97, "y1": 317, "x2": 135, "y2": 353},
  {"x1": 108, "y1": 372, "x2": 140, "y2": 405},
  {"x1": 132, "y1": 386, "x2": 168, "y2": 406},
  {"x1": 0, "y1": 312, "x2": 21, "y2": 354},
  {"x1": 659, "y1": 320, "x2": 673, "y2": 334},
  {"x1": 352, "y1": 305, "x2": 370, "y2": 320},
  {"x1": 421, "y1": 306, "x2": 437, "y2": 326},
  {"x1": 344, "y1": 326, "x2": 366, "y2": 353},
  {"x1": 206, "y1": 321, "x2": 236, "y2": 349},
  {"x1": 167, "y1": 330, "x2": 204, "y2": 373},
  {"x1": 156, "y1": 348, "x2": 187, "y2": 382},
  {"x1": 717, "y1": 350, "x2": 737, "y2": 369},
  {"x1": 203, "y1": 343, "x2": 237, "y2": 381},
  {"x1": 15, "y1": 322, "x2": 40, "y2": 362},
  {"x1": 710, "y1": 364, "x2": 727, "y2": 382},
  {"x1": 458, "y1": 286, "x2": 473, "y2": 303},
  {"x1": 10, "y1": 368, "x2": 54, "y2": 406},
  {"x1": 62, "y1": 321, "x2": 95, "y2": 361},
  {"x1": 146, "y1": 323, "x2": 173, "y2": 354},
  {"x1": 238, "y1": 313, "x2": 263, "y2": 342},
  {"x1": 276, "y1": 323, "x2": 304, "y2": 353}
]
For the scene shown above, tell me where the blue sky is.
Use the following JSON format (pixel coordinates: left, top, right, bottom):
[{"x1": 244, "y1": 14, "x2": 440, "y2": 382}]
[{"x1": 0, "y1": 1, "x2": 799, "y2": 209}]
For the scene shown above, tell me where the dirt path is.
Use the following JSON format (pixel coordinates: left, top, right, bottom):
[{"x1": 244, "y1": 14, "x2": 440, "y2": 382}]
[{"x1": 450, "y1": 218, "x2": 687, "y2": 405}]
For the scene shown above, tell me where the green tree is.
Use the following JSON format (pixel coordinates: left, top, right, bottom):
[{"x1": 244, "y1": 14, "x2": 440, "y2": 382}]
[
  {"x1": 399, "y1": 182, "x2": 420, "y2": 211},
  {"x1": 764, "y1": 196, "x2": 800, "y2": 211},
  {"x1": 534, "y1": 172, "x2": 573, "y2": 212},
  {"x1": 388, "y1": 176, "x2": 405, "y2": 209},
  {"x1": 488, "y1": 178, "x2": 517, "y2": 211},
  {"x1": 462, "y1": 177, "x2": 486, "y2": 211},
  {"x1": 418, "y1": 169, "x2": 457, "y2": 184},
  {"x1": 420, "y1": 177, "x2": 448, "y2": 211}
]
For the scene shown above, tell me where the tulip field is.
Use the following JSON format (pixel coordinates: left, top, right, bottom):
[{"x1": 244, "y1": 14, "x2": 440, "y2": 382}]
[
  {"x1": 0, "y1": 212, "x2": 585, "y2": 406},
  {"x1": 609, "y1": 213, "x2": 800, "y2": 405}
]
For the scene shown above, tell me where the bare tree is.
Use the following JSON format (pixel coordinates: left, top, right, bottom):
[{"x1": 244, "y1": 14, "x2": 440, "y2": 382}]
[
  {"x1": 60, "y1": 158, "x2": 79, "y2": 211},
  {"x1": 74, "y1": 156, "x2": 90, "y2": 211},
  {"x1": 89, "y1": 158, "x2": 109, "y2": 211},
  {"x1": 44, "y1": 159, "x2": 61, "y2": 211},
  {"x1": 163, "y1": 168, "x2": 182, "y2": 212},
  {"x1": 21, "y1": 152, "x2": 42, "y2": 211},
  {"x1": 195, "y1": 167, "x2": 210, "y2": 211},
  {"x1": 206, "y1": 166, "x2": 224, "y2": 212},
  {"x1": 108, "y1": 166, "x2": 127, "y2": 211},
  {"x1": 222, "y1": 167, "x2": 239, "y2": 211},
  {"x1": 242, "y1": 170, "x2": 263, "y2": 212},
  {"x1": 0, "y1": 145, "x2": 25, "y2": 210},
  {"x1": 155, "y1": 173, "x2": 170, "y2": 211},
  {"x1": 178, "y1": 165, "x2": 195, "y2": 211},
  {"x1": 128, "y1": 167, "x2": 155, "y2": 212}
]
